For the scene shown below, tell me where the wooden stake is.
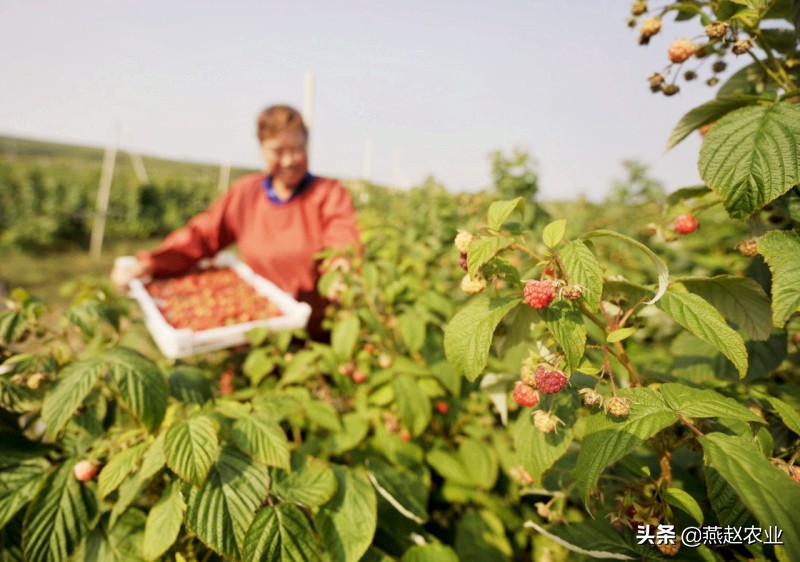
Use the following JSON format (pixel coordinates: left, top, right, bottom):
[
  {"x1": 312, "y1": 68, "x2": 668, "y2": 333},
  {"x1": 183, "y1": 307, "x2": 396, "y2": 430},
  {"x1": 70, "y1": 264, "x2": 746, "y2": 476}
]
[{"x1": 90, "y1": 124, "x2": 120, "y2": 259}]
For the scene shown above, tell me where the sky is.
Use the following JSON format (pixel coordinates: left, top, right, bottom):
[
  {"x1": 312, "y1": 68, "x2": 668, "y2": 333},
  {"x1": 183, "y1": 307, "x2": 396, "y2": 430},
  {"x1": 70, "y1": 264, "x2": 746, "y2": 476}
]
[{"x1": 0, "y1": 1, "x2": 744, "y2": 200}]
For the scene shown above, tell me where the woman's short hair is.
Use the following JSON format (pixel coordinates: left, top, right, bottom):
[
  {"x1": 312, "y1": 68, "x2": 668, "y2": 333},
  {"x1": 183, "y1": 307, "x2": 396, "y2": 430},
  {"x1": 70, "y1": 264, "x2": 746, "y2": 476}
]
[{"x1": 257, "y1": 105, "x2": 308, "y2": 142}]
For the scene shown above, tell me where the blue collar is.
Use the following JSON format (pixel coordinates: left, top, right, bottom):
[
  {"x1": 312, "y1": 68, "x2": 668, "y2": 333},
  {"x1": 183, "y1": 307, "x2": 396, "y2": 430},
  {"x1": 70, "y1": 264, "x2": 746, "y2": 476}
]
[{"x1": 263, "y1": 172, "x2": 315, "y2": 204}]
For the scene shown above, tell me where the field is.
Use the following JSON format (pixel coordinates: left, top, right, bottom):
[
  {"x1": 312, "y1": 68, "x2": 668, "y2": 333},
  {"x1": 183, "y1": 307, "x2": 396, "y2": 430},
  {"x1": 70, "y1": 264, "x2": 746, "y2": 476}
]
[{"x1": 2, "y1": 4, "x2": 800, "y2": 561}]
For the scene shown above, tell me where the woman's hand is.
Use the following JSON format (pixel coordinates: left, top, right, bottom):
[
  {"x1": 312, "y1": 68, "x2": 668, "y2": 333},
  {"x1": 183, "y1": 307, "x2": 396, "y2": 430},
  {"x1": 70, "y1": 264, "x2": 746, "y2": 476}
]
[{"x1": 111, "y1": 257, "x2": 151, "y2": 290}]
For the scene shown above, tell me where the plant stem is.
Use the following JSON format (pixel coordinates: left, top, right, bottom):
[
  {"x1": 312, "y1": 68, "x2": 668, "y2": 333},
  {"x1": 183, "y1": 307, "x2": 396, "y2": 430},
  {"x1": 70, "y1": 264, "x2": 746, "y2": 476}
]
[{"x1": 679, "y1": 415, "x2": 703, "y2": 437}]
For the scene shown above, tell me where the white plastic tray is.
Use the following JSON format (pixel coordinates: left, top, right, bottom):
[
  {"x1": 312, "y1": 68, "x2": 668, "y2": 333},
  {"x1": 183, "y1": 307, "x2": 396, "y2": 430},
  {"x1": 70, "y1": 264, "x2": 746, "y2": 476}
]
[{"x1": 118, "y1": 252, "x2": 312, "y2": 359}]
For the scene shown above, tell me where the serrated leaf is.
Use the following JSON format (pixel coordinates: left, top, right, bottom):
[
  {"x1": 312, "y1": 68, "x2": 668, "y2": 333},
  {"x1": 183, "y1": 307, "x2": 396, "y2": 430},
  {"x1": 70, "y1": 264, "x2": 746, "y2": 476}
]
[
  {"x1": 109, "y1": 435, "x2": 166, "y2": 529},
  {"x1": 331, "y1": 314, "x2": 360, "y2": 361},
  {"x1": 705, "y1": 466, "x2": 754, "y2": 528},
  {"x1": 560, "y1": 240, "x2": 602, "y2": 311},
  {"x1": 668, "y1": 95, "x2": 760, "y2": 149},
  {"x1": 232, "y1": 413, "x2": 290, "y2": 470},
  {"x1": 401, "y1": 543, "x2": 459, "y2": 562},
  {"x1": 680, "y1": 276, "x2": 773, "y2": 341},
  {"x1": 663, "y1": 487, "x2": 704, "y2": 525},
  {"x1": 164, "y1": 415, "x2": 219, "y2": 485},
  {"x1": 328, "y1": 412, "x2": 370, "y2": 454},
  {"x1": 459, "y1": 439, "x2": 498, "y2": 490},
  {"x1": 699, "y1": 102, "x2": 800, "y2": 219},
  {"x1": 83, "y1": 509, "x2": 146, "y2": 562},
  {"x1": 185, "y1": 446, "x2": 270, "y2": 559},
  {"x1": 367, "y1": 458, "x2": 428, "y2": 524},
  {"x1": 168, "y1": 366, "x2": 212, "y2": 405},
  {"x1": 273, "y1": 456, "x2": 338, "y2": 508},
  {"x1": 758, "y1": 230, "x2": 800, "y2": 327},
  {"x1": 541, "y1": 300, "x2": 586, "y2": 372},
  {"x1": 399, "y1": 312, "x2": 425, "y2": 354},
  {"x1": 607, "y1": 327, "x2": 637, "y2": 343},
  {"x1": 455, "y1": 510, "x2": 512, "y2": 562},
  {"x1": 426, "y1": 449, "x2": 473, "y2": 487},
  {"x1": 700, "y1": 432, "x2": 800, "y2": 560},
  {"x1": 582, "y1": 230, "x2": 668, "y2": 304},
  {"x1": 487, "y1": 197, "x2": 524, "y2": 231},
  {"x1": 542, "y1": 219, "x2": 567, "y2": 249},
  {"x1": 444, "y1": 296, "x2": 520, "y2": 381},
  {"x1": 514, "y1": 417, "x2": 572, "y2": 483},
  {"x1": 467, "y1": 237, "x2": 515, "y2": 278},
  {"x1": 242, "y1": 503, "x2": 321, "y2": 562},
  {"x1": 660, "y1": 383, "x2": 764, "y2": 423},
  {"x1": 0, "y1": 309, "x2": 26, "y2": 345},
  {"x1": 22, "y1": 462, "x2": 99, "y2": 562},
  {"x1": 665, "y1": 185, "x2": 712, "y2": 206},
  {"x1": 575, "y1": 388, "x2": 678, "y2": 503},
  {"x1": 0, "y1": 462, "x2": 47, "y2": 529},
  {"x1": 142, "y1": 480, "x2": 185, "y2": 561},
  {"x1": 523, "y1": 520, "x2": 637, "y2": 560},
  {"x1": 393, "y1": 375, "x2": 431, "y2": 437},
  {"x1": 304, "y1": 401, "x2": 342, "y2": 432},
  {"x1": 98, "y1": 441, "x2": 148, "y2": 498},
  {"x1": 657, "y1": 289, "x2": 748, "y2": 378},
  {"x1": 41, "y1": 358, "x2": 105, "y2": 439},
  {"x1": 102, "y1": 348, "x2": 167, "y2": 432},
  {"x1": 758, "y1": 393, "x2": 800, "y2": 436},
  {"x1": 315, "y1": 466, "x2": 376, "y2": 562}
]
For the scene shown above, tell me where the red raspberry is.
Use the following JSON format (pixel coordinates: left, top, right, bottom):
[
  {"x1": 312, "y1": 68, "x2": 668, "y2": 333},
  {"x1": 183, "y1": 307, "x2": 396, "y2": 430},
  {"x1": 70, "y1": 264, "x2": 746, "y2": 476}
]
[
  {"x1": 459, "y1": 252, "x2": 468, "y2": 271},
  {"x1": 668, "y1": 38, "x2": 697, "y2": 63},
  {"x1": 352, "y1": 370, "x2": 367, "y2": 384},
  {"x1": 513, "y1": 382, "x2": 540, "y2": 408},
  {"x1": 523, "y1": 280, "x2": 555, "y2": 309},
  {"x1": 674, "y1": 214, "x2": 698, "y2": 234},
  {"x1": 436, "y1": 401, "x2": 449, "y2": 414},
  {"x1": 73, "y1": 460, "x2": 100, "y2": 481},
  {"x1": 534, "y1": 369, "x2": 568, "y2": 394}
]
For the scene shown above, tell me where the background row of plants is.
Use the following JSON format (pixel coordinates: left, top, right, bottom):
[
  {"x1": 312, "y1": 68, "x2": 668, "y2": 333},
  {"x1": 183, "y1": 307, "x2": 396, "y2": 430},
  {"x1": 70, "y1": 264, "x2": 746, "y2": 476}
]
[{"x1": 2, "y1": 0, "x2": 800, "y2": 560}]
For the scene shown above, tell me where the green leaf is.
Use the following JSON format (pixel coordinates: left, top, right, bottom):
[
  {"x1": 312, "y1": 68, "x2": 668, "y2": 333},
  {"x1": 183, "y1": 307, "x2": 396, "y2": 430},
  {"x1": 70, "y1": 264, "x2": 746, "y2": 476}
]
[
  {"x1": 459, "y1": 439, "x2": 498, "y2": 490},
  {"x1": 541, "y1": 219, "x2": 567, "y2": 249},
  {"x1": 328, "y1": 412, "x2": 370, "y2": 454},
  {"x1": 41, "y1": 358, "x2": 104, "y2": 439},
  {"x1": 680, "y1": 276, "x2": 773, "y2": 341},
  {"x1": 185, "y1": 446, "x2": 270, "y2": 559},
  {"x1": 668, "y1": 95, "x2": 761, "y2": 149},
  {"x1": 575, "y1": 388, "x2": 678, "y2": 503},
  {"x1": 581, "y1": 230, "x2": 669, "y2": 304},
  {"x1": 232, "y1": 413, "x2": 291, "y2": 470},
  {"x1": 142, "y1": 480, "x2": 185, "y2": 561},
  {"x1": 523, "y1": 520, "x2": 639, "y2": 560},
  {"x1": 164, "y1": 415, "x2": 219, "y2": 486},
  {"x1": 273, "y1": 456, "x2": 338, "y2": 508},
  {"x1": 22, "y1": 462, "x2": 99, "y2": 562},
  {"x1": 467, "y1": 236, "x2": 515, "y2": 278},
  {"x1": 393, "y1": 375, "x2": 431, "y2": 437},
  {"x1": 242, "y1": 503, "x2": 321, "y2": 562},
  {"x1": 331, "y1": 314, "x2": 360, "y2": 361},
  {"x1": 699, "y1": 102, "x2": 800, "y2": 219},
  {"x1": 168, "y1": 366, "x2": 212, "y2": 405},
  {"x1": 444, "y1": 295, "x2": 521, "y2": 381},
  {"x1": 304, "y1": 400, "x2": 342, "y2": 432},
  {"x1": 0, "y1": 462, "x2": 47, "y2": 529},
  {"x1": 606, "y1": 327, "x2": 637, "y2": 343},
  {"x1": 399, "y1": 312, "x2": 425, "y2": 354},
  {"x1": 758, "y1": 230, "x2": 800, "y2": 327},
  {"x1": 660, "y1": 383, "x2": 764, "y2": 423},
  {"x1": 97, "y1": 441, "x2": 148, "y2": 498},
  {"x1": 401, "y1": 543, "x2": 459, "y2": 562},
  {"x1": 657, "y1": 289, "x2": 749, "y2": 378},
  {"x1": 759, "y1": 394, "x2": 800, "y2": 436},
  {"x1": 665, "y1": 185, "x2": 712, "y2": 207},
  {"x1": 65, "y1": 300, "x2": 120, "y2": 336},
  {"x1": 243, "y1": 348, "x2": 277, "y2": 385},
  {"x1": 103, "y1": 348, "x2": 168, "y2": 432},
  {"x1": 663, "y1": 487, "x2": 704, "y2": 525},
  {"x1": 426, "y1": 449, "x2": 473, "y2": 488},
  {"x1": 487, "y1": 197, "x2": 524, "y2": 231},
  {"x1": 109, "y1": 434, "x2": 166, "y2": 529},
  {"x1": 455, "y1": 510, "x2": 512, "y2": 562},
  {"x1": 560, "y1": 240, "x2": 603, "y2": 311},
  {"x1": 367, "y1": 458, "x2": 428, "y2": 524},
  {"x1": 82, "y1": 509, "x2": 146, "y2": 562},
  {"x1": 0, "y1": 309, "x2": 27, "y2": 345},
  {"x1": 541, "y1": 300, "x2": 586, "y2": 372},
  {"x1": 315, "y1": 466, "x2": 376, "y2": 562},
  {"x1": 514, "y1": 416, "x2": 573, "y2": 483},
  {"x1": 705, "y1": 466, "x2": 754, "y2": 528},
  {"x1": 700, "y1": 432, "x2": 800, "y2": 560}
]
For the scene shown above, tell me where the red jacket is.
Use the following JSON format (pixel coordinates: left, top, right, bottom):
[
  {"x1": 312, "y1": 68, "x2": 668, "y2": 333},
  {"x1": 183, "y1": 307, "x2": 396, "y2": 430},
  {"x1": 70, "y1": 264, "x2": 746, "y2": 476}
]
[{"x1": 139, "y1": 173, "x2": 360, "y2": 300}]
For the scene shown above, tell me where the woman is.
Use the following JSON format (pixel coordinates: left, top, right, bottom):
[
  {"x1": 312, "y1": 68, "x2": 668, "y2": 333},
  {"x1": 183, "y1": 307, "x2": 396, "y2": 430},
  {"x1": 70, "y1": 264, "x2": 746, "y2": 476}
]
[{"x1": 112, "y1": 104, "x2": 360, "y2": 340}]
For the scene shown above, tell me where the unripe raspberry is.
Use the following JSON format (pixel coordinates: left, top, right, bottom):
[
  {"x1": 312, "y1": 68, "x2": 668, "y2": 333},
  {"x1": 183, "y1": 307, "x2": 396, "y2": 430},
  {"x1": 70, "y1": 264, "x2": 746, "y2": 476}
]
[
  {"x1": 513, "y1": 382, "x2": 540, "y2": 408},
  {"x1": 668, "y1": 39, "x2": 697, "y2": 63},
  {"x1": 532, "y1": 410, "x2": 562, "y2": 433},
  {"x1": 639, "y1": 17, "x2": 661, "y2": 44},
  {"x1": 377, "y1": 353, "x2": 393, "y2": 369},
  {"x1": 509, "y1": 465, "x2": 534, "y2": 485},
  {"x1": 523, "y1": 280, "x2": 556, "y2": 309},
  {"x1": 579, "y1": 388, "x2": 604, "y2": 407},
  {"x1": 706, "y1": 77, "x2": 720, "y2": 86},
  {"x1": 712, "y1": 60, "x2": 727, "y2": 73},
  {"x1": 454, "y1": 230, "x2": 474, "y2": 253},
  {"x1": 705, "y1": 21, "x2": 728, "y2": 40},
  {"x1": 562, "y1": 284, "x2": 583, "y2": 301},
  {"x1": 520, "y1": 362, "x2": 544, "y2": 388},
  {"x1": 630, "y1": 1, "x2": 647, "y2": 16},
  {"x1": 661, "y1": 84, "x2": 680, "y2": 96},
  {"x1": 363, "y1": 342, "x2": 375, "y2": 354},
  {"x1": 534, "y1": 369, "x2": 568, "y2": 395},
  {"x1": 399, "y1": 428, "x2": 412, "y2": 442},
  {"x1": 337, "y1": 360, "x2": 355, "y2": 376},
  {"x1": 698, "y1": 124, "x2": 712, "y2": 137},
  {"x1": 737, "y1": 238, "x2": 759, "y2": 257},
  {"x1": 26, "y1": 373, "x2": 47, "y2": 389},
  {"x1": 461, "y1": 273, "x2": 487, "y2": 295},
  {"x1": 684, "y1": 70, "x2": 697, "y2": 81},
  {"x1": 790, "y1": 465, "x2": 800, "y2": 485},
  {"x1": 605, "y1": 396, "x2": 631, "y2": 417},
  {"x1": 674, "y1": 213, "x2": 698, "y2": 234},
  {"x1": 648, "y1": 72, "x2": 665, "y2": 91},
  {"x1": 73, "y1": 460, "x2": 100, "y2": 482},
  {"x1": 657, "y1": 542, "x2": 680, "y2": 557},
  {"x1": 352, "y1": 370, "x2": 367, "y2": 384},
  {"x1": 732, "y1": 39, "x2": 752, "y2": 55}
]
